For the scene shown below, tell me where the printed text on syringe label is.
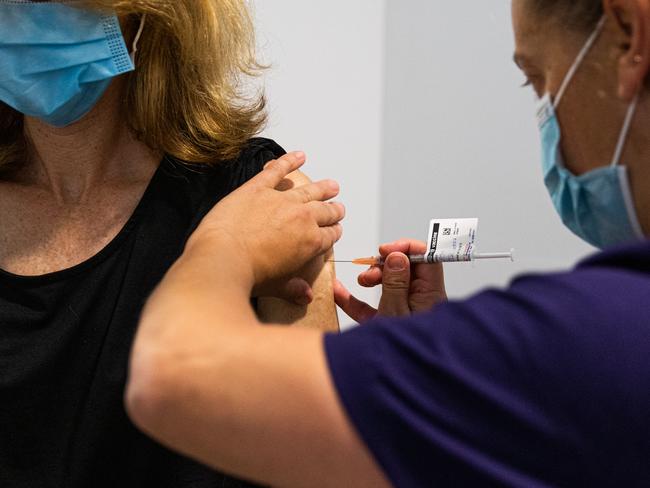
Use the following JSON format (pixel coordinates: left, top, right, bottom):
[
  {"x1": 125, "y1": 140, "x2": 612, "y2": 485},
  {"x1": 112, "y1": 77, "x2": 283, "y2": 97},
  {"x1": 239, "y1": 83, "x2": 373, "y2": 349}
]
[{"x1": 426, "y1": 218, "x2": 479, "y2": 264}]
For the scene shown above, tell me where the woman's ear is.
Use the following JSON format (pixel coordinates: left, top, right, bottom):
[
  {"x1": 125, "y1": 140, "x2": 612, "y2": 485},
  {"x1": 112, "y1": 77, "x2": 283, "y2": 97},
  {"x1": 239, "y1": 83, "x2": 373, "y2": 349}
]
[{"x1": 604, "y1": 0, "x2": 650, "y2": 100}]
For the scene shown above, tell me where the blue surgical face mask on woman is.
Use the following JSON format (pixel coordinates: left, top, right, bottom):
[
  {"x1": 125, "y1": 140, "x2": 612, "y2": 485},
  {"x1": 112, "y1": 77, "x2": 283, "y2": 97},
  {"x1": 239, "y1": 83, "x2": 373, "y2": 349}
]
[
  {"x1": 0, "y1": 1, "x2": 145, "y2": 128},
  {"x1": 536, "y1": 16, "x2": 646, "y2": 249}
]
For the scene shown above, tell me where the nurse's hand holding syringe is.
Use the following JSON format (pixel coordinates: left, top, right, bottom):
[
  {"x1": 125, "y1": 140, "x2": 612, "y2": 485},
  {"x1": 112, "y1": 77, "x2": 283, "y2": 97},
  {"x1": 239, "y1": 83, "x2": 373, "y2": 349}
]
[
  {"x1": 334, "y1": 218, "x2": 514, "y2": 267},
  {"x1": 334, "y1": 217, "x2": 515, "y2": 321},
  {"x1": 333, "y1": 239, "x2": 448, "y2": 321}
]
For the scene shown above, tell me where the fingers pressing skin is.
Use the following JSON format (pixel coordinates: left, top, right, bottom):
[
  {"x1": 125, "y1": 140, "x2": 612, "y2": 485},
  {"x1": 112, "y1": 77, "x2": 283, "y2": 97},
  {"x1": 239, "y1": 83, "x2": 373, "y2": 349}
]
[
  {"x1": 377, "y1": 253, "x2": 412, "y2": 317},
  {"x1": 309, "y1": 201, "x2": 346, "y2": 227},
  {"x1": 189, "y1": 149, "x2": 347, "y2": 290},
  {"x1": 318, "y1": 224, "x2": 344, "y2": 254},
  {"x1": 333, "y1": 280, "x2": 378, "y2": 323},
  {"x1": 257, "y1": 152, "x2": 307, "y2": 188},
  {"x1": 293, "y1": 179, "x2": 340, "y2": 204}
]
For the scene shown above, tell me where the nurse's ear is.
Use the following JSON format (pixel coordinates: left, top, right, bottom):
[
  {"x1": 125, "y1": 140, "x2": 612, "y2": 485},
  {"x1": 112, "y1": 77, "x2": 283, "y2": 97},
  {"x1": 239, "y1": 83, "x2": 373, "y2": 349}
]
[{"x1": 605, "y1": 0, "x2": 650, "y2": 101}]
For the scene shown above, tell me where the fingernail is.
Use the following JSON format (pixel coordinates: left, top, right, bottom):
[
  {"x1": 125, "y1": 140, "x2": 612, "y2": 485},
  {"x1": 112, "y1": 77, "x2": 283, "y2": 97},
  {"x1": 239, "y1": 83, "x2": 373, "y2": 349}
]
[
  {"x1": 386, "y1": 254, "x2": 407, "y2": 271},
  {"x1": 293, "y1": 151, "x2": 306, "y2": 160},
  {"x1": 329, "y1": 180, "x2": 340, "y2": 191}
]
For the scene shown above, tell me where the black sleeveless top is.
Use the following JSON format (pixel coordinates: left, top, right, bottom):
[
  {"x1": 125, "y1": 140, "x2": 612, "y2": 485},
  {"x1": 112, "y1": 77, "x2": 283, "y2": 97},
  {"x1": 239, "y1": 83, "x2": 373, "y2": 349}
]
[{"x1": 0, "y1": 139, "x2": 284, "y2": 488}]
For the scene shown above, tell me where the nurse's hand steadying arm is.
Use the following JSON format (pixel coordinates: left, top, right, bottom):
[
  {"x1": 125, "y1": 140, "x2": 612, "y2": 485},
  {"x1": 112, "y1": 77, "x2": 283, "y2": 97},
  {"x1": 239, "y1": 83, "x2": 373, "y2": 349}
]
[
  {"x1": 125, "y1": 152, "x2": 389, "y2": 488},
  {"x1": 256, "y1": 169, "x2": 340, "y2": 332}
]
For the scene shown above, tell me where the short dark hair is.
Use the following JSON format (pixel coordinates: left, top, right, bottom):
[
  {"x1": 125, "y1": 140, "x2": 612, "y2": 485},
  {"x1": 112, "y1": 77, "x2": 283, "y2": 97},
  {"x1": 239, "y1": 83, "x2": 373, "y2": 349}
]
[{"x1": 529, "y1": 0, "x2": 603, "y2": 31}]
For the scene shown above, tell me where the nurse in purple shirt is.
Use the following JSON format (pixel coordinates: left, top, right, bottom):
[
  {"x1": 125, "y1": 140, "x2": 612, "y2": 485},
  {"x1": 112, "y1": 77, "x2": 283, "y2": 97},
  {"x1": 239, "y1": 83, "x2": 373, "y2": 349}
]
[{"x1": 125, "y1": 1, "x2": 650, "y2": 487}]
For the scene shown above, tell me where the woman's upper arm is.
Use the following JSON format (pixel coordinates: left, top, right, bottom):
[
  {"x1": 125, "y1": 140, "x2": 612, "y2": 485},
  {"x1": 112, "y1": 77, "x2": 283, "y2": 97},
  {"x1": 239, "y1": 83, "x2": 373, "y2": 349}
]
[{"x1": 257, "y1": 170, "x2": 340, "y2": 332}]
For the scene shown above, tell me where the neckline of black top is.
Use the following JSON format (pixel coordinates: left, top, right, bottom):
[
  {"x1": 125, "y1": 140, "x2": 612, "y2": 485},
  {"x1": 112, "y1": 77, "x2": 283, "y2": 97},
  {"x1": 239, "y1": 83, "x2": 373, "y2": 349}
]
[{"x1": 0, "y1": 157, "x2": 168, "y2": 286}]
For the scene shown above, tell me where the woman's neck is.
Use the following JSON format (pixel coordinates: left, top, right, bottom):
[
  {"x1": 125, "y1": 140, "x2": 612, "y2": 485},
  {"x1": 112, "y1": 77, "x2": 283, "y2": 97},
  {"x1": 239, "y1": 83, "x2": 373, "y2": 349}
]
[{"x1": 20, "y1": 79, "x2": 159, "y2": 205}]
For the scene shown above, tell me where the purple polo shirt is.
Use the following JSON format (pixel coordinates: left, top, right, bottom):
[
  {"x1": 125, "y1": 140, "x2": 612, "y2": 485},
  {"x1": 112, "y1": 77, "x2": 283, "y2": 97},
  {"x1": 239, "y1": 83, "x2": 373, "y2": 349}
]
[{"x1": 325, "y1": 242, "x2": 650, "y2": 487}]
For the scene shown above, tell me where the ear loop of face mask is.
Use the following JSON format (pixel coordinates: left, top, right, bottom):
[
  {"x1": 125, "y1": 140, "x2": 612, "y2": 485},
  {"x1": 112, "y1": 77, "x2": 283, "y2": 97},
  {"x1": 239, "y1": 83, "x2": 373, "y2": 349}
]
[
  {"x1": 130, "y1": 14, "x2": 147, "y2": 63},
  {"x1": 553, "y1": 16, "x2": 641, "y2": 169}
]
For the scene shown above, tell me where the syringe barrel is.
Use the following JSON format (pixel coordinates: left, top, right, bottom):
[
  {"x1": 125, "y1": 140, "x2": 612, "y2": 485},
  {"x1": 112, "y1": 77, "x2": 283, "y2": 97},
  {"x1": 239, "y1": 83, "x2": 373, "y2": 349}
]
[
  {"x1": 376, "y1": 250, "x2": 514, "y2": 265},
  {"x1": 425, "y1": 252, "x2": 473, "y2": 264},
  {"x1": 423, "y1": 250, "x2": 515, "y2": 263},
  {"x1": 408, "y1": 255, "x2": 429, "y2": 264}
]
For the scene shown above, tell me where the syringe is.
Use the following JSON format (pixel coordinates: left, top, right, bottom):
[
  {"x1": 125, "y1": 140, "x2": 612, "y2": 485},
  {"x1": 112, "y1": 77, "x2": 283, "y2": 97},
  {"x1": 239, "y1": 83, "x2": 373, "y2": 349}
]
[{"x1": 334, "y1": 249, "x2": 515, "y2": 266}]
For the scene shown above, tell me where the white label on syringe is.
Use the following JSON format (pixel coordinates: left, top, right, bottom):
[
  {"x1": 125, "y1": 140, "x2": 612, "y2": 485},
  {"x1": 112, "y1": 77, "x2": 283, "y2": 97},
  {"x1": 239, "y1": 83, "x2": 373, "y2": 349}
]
[{"x1": 426, "y1": 218, "x2": 478, "y2": 264}]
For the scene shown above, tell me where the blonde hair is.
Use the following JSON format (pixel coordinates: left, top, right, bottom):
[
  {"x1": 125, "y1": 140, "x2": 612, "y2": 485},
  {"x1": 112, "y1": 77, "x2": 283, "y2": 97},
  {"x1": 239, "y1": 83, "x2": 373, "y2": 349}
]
[{"x1": 0, "y1": 0, "x2": 266, "y2": 170}]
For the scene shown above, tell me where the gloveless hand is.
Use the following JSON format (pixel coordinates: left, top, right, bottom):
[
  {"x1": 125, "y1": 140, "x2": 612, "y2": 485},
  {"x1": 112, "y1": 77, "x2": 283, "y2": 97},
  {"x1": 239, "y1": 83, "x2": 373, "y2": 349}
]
[
  {"x1": 186, "y1": 152, "x2": 345, "y2": 287},
  {"x1": 334, "y1": 239, "x2": 447, "y2": 322}
]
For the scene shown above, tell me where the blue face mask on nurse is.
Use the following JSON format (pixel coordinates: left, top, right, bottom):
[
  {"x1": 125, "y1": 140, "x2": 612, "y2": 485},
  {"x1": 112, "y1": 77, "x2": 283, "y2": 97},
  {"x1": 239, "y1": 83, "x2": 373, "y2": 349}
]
[
  {"x1": 536, "y1": 16, "x2": 646, "y2": 249},
  {"x1": 0, "y1": 1, "x2": 145, "y2": 128}
]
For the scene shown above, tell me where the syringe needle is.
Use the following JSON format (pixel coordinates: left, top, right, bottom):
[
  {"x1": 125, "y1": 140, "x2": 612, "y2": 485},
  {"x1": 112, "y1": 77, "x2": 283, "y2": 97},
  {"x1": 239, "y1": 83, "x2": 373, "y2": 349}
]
[{"x1": 328, "y1": 258, "x2": 379, "y2": 265}]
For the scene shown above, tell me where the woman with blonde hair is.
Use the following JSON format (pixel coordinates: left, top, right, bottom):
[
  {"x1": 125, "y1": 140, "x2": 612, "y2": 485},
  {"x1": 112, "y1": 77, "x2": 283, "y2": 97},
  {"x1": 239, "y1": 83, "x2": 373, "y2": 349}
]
[{"x1": 0, "y1": 1, "x2": 340, "y2": 486}]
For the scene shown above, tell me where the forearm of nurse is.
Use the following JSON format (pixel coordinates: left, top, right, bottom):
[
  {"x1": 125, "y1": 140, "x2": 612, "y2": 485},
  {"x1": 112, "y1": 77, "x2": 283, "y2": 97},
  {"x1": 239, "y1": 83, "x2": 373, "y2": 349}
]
[{"x1": 126, "y1": 238, "x2": 386, "y2": 488}]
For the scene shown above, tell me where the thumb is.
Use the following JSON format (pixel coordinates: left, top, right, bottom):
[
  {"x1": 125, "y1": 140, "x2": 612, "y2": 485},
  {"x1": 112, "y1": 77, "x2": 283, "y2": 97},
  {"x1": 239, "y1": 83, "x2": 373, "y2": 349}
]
[
  {"x1": 252, "y1": 277, "x2": 314, "y2": 305},
  {"x1": 378, "y1": 252, "x2": 411, "y2": 317},
  {"x1": 280, "y1": 277, "x2": 314, "y2": 306}
]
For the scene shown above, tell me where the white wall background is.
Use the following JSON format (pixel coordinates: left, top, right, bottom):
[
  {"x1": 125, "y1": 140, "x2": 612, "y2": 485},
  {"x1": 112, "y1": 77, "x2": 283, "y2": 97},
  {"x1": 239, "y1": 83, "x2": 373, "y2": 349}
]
[
  {"x1": 253, "y1": 1, "x2": 594, "y2": 317},
  {"x1": 252, "y1": 1, "x2": 386, "y2": 325},
  {"x1": 380, "y1": 1, "x2": 594, "y2": 298}
]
